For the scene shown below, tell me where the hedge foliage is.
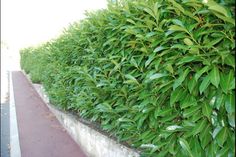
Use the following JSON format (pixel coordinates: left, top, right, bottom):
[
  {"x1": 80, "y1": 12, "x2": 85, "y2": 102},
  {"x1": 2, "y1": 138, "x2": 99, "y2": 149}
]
[{"x1": 20, "y1": 0, "x2": 235, "y2": 156}]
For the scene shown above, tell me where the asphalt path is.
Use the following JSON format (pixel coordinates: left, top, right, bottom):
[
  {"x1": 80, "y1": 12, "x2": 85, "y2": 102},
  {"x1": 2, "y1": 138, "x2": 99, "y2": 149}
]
[
  {"x1": 1, "y1": 48, "x2": 11, "y2": 157},
  {"x1": 1, "y1": 101, "x2": 10, "y2": 157},
  {"x1": 1, "y1": 70, "x2": 10, "y2": 157},
  {"x1": 12, "y1": 71, "x2": 86, "y2": 157}
]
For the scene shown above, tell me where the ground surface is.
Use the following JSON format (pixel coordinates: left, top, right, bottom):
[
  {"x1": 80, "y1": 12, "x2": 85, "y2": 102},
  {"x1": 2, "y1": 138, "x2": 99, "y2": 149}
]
[
  {"x1": 1, "y1": 49, "x2": 10, "y2": 157},
  {"x1": 1, "y1": 101, "x2": 10, "y2": 157},
  {"x1": 11, "y1": 71, "x2": 87, "y2": 157}
]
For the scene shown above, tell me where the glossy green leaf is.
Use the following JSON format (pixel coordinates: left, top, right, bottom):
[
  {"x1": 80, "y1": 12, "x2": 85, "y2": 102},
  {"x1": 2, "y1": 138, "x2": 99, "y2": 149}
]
[
  {"x1": 216, "y1": 127, "x2": 228, "y2": 147},
  {"x1": 220, "y1": 70, "x2": 234, "y2": 93},
  {"x1": 130, "y1": 57, "x2": 139, "y2": 68},
  {"x1": 225, "y1": 94, "x2": 235, "y2": 114},
  {"x1": 190, "y1": 137, "x2": 203, "y2": 157},
  {"x1": 199, "y1": 124, "x2": 212, "y2": 148},
  {"x1": 191, "y1": 118, "x2": 207, "y2": 136},
  {"x1": 224, "y1": 54, "x2": 235, "y2": 68},
  {"x1": 149, "y1": 73, "x2": 167, "y2": 80},
  {"x1": 183, "y1": 38, "x2": 193, "y2": 46},
  {"x1": 165, "y1": 64, "x2": 174, "y2": 74},
  {"x1": 146, "y1": 32, "x2": 157, "y2": 38},
  {"x1": 179, "y1": 138, "x2": 194, "y2": 157},
  {"x1": 154, "y1": 46, "x2": 165, "y2": 53},
  {"x1": 213, "y1": 126, "x2": 222, "y2": 139},
  {"x1": 145, "y1": 53, "x2": 156, "y2": 67},
  {"x1": 137, "y1": 114, "x2": 148, "y2": 129},
  {"x1": 212, "y1": 11, "x2": 235, "y2": 25},
  {"x1": 156, "y1": 108, "x2": 173, "y2": 117},
  {"x1": 171, "y1": 44, "x2": 188, "y2": 50},
  {"x1": 183, "y1": 106, "x2": 201, "y2": 118},
  {"x1": 228, "y1": 113, "x2": 235, "y2": 127},
  {"x1": 126, "y1": 19, "x2": 136, "y2": 25},
  {"x1": 208, "y1": 3, "x2": 229, "y2": 17},
  {"x1": 169, "y1": 25, "x2": 187, "y2": 32},
  {"x1": 181, "y1": 96, "x2": 197, "y2": 109},
  {"x1": 215, "y1": 91, "x2": 225, "y2": 110},
  {"x1": 206, "y1": 142, "x2": 215, "y2": 157},
  {"x1": 187, "y1": 78, "x2": 197, "y2": 94},
  {"x1": 173, "y1": 68, "x2": 190, "y2": 90},
  {"x1": 177, "y1": 56, "x2": 196, "y2": 65},
  {"x1": 199, "y1": 75, "x2": 210, "y2": 94},
  {"x1": 205, "y1": 37, "x2": 223, "y2": 48},
  {"x1": 189, "y1": 47, "x2": 199, "y2": 55},
  {"x1": 166, "y1": 125, "x2": 183, "y2": 131},
  {"x1": 143, "y1": 7, "x2": 155, "y2": 19},
  {"x1": 194, "y1": 66, "x2": 210, "y2": 81},
  {"x1": 124, "y1": 74, "x2": 139, "y2": 84},
  {"x1": 168, "y1": 0, "x2": 185, "y2": 13},
  {"x1": 209, "y1": 66, "x2": 220, "y2": 88},
  {"x1": 216, "y1": 147, "x2": 230, "y2": 157},
  {"x1": 202, "y1": 102, "x2": 212, "y2": 120},
  {"x1": 170, "y1": 87, "x2": 184, "y2": 106},
  {"x1": 172, "y1": 19, "x2": 184, "y2": 27}
]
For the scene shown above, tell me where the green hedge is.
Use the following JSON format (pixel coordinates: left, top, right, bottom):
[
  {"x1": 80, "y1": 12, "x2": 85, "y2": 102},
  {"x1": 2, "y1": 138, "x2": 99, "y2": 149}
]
[{"x1": 20, "y1": 0, "x2": 235, "y2": 156}]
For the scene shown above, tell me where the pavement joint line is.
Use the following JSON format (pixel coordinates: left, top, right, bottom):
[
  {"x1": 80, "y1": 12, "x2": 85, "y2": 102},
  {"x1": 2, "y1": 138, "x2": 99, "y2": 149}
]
[{"x1": 9, "y1": 71, "x2": 22, "y2": 157}]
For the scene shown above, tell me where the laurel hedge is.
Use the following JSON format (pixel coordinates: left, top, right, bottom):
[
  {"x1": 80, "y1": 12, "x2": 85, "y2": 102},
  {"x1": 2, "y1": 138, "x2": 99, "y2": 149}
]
[{"x1": 20, "y1": 0, "x2": 235, "y2": 156}]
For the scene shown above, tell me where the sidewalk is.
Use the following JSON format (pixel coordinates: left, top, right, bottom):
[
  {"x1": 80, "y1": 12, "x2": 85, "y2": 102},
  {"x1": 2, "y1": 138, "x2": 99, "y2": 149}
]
[
  {"x1": 1, "y1": 101, "x2": 10, "y2": 157},
  {"x1": 11, "y1": 71, "x2": 87, "y2": 157}
]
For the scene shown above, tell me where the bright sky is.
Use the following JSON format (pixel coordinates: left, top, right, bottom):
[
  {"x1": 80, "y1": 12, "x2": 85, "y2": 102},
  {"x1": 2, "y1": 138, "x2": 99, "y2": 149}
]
[
  {"x1": 1, "y1": 0, "x2": 107, "y2": 50},
  {"x1": 1, "y1": 0, "x2": 107, "y2": 102}
]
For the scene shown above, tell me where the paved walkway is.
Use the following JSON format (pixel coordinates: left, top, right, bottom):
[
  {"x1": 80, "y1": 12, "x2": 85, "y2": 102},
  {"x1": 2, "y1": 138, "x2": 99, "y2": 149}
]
[
  {"x1": 1, "y1": 102, "x2": 10, "y2": 157},
  {"x1": 12, "y1": 71, "x2": 87, "y2": 157},
  {"x1": 1, "y1": 49, "x2": 10, "y2": 157}
]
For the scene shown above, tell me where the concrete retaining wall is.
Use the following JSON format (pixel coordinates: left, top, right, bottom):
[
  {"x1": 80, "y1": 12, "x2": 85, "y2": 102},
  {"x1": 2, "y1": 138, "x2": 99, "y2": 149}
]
[{"x1": 25, "y1": 74, "x2": 140, "y2": 157}]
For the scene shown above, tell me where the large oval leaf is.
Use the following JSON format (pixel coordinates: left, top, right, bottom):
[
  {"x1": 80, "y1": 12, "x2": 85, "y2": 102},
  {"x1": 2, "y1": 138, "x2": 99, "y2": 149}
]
[
  {"x1": 216, "y1": 127, "x2": 228, "y2": 147},
  {"x1": 170, "y1": 87, "x2": 186, "y2": 106},
  {"x1": 199, "y1": 75, "x2": 210, "y2": 94},
  {"x1": 220, "y1": 70, "x2": 234, "y2": 93},
  {"x1": 179, "y1": 138, "x2": 194, "y2": 157},
  {"x1": 209, "y1": 66, "x2": 220, "y2": 88},
  {"x1": 173, "y1": 68, "x2": 190, "y2": 90},
  {"x1": 202, "y1": 102, "x2": 212, "y2": 120}
]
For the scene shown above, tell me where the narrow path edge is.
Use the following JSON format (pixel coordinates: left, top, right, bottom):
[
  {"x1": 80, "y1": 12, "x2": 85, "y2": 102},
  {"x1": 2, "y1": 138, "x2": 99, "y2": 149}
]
[{"x1": 10, "y1": 71, "x2": 22, "y2": 157}]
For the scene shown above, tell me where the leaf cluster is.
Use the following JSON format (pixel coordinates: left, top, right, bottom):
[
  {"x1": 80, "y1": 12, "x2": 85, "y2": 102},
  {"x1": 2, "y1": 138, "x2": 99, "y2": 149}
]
[{"x1": 20, "y1": 0, "x2": 235, "y2": 156}]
